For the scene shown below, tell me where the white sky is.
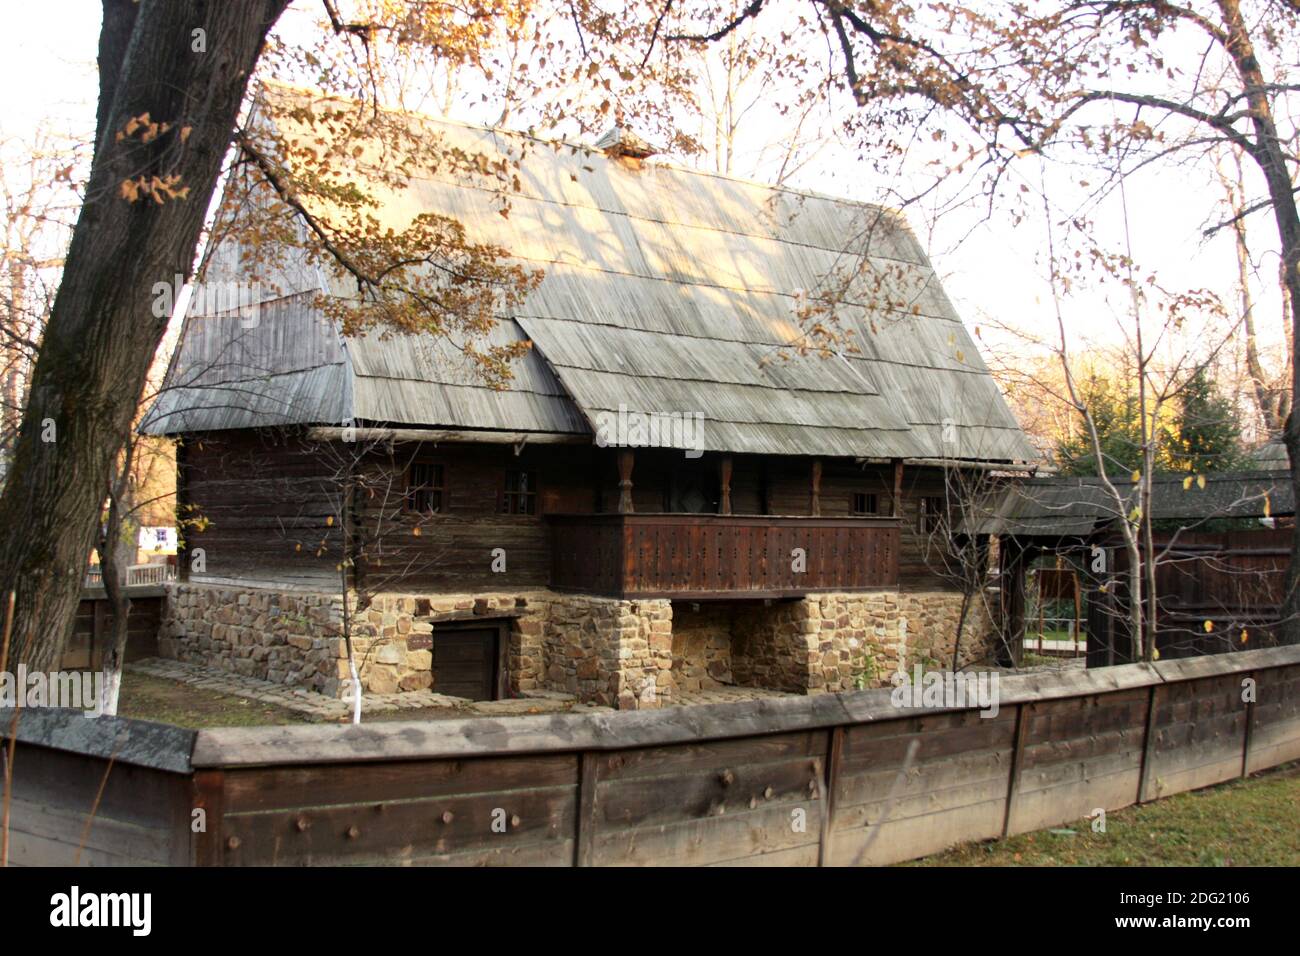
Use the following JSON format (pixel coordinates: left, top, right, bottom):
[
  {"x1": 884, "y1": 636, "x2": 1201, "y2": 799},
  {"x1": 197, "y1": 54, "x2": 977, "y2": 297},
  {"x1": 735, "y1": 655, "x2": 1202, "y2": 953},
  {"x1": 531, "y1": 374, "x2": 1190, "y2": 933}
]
[{"x1": 0, "y1": 0, "x2": 1287, "y2": 383}]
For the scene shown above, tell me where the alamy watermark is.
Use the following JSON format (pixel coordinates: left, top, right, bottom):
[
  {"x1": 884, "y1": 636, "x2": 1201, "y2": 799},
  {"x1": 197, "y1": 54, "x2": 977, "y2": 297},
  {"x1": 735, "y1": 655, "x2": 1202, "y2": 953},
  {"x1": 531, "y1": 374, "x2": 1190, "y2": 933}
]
[
  {"x1": 890, "y1": 664, "x2": 1000, "y2": 718},
  {"x1": 152, "y1": 273, "x2": 263, "y2": 328},
  {"x1": 594, "y1": 403, "x2": 705, "y2": 458},
  {"x1": 0, "y1": 667, "x2": 105, "y2": 717}
]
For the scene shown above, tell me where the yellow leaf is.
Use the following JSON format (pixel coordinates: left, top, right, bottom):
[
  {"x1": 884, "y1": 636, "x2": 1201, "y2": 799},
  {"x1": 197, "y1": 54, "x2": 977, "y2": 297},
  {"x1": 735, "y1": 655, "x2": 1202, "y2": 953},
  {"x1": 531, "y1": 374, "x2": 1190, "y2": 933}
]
[
  {"x1": 1131, "y1": 469, "x2": 1141, "y2": 483},
  {"x1": 412, "y1": 526, "x2": 422, "y2": 537},
  {"x1": 1182, "y1": 476, "x2": 1192, "y2": 490},
  {"x1": 1240, "y1": 629, "x2": 1249, "y2": 644},
  {"x1": 295, "y1": 543, "x2": 302, "y2": 552},
  {"x1": 1196, "y1": 475, "x2": 1206, "y2": 489},
  {"x1": 326, "y1": 515, "x2": 335, "y2": 527},
  {"x1": 1152, "y1": 648, "x2": 1160, "y2": 661},
  {"x1": 1203, "y1": 619, "x2": 1214, "y2": 633}
]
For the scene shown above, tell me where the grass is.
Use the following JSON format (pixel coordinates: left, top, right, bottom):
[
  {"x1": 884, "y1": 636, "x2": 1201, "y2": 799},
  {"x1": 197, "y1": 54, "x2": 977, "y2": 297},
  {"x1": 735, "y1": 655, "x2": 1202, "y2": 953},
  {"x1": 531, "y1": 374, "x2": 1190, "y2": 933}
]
[
  {"x1": 913, "y1": 762, "x2": 1300, "y2": 866},
  {"x1": 115, "y1": 672, "x2": 310, "y2": 728}
]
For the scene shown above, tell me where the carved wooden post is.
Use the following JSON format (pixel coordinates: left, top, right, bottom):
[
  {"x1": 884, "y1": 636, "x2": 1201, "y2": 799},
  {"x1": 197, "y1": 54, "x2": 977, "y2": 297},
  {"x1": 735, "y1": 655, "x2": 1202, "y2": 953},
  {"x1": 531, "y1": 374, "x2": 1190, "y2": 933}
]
[
  {"x1": 617, "y1": 450, "x2": 635, "y2": 514},
  {"x1": 810, "y1": 459, "x2": 822, "y2": 516},
  {"x1": 719, "y1": 455, "x2": 733, "y2": 515}
]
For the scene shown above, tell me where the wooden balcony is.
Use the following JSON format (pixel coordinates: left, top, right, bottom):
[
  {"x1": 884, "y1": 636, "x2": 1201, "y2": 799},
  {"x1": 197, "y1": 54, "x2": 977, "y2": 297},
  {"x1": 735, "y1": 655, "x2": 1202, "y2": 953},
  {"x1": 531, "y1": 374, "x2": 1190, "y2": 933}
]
[{"x1": 547, "y1": 513, "x2": 900, "y2": 599}]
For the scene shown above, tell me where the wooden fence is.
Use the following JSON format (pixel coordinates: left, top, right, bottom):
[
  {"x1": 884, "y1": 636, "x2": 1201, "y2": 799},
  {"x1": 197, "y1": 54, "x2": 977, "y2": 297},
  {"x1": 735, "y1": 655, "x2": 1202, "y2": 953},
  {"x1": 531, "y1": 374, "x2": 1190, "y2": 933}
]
[
  {"x1": 61, "y1": 587, "x2": 165, "y2": 670},
  {"x1": 1087, "y1": 528, "x2": 1291, "y2": 665},
  {"x1": 3, "y1": 644, "x2": 1298, "y2": 866}
]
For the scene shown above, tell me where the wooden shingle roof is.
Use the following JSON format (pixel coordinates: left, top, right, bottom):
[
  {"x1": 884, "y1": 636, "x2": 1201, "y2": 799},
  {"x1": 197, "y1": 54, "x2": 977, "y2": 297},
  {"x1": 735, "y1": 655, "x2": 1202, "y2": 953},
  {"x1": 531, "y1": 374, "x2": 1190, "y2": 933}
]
[{"x1": 144, "y1": 85, "x2": 1036, "y2": 463}]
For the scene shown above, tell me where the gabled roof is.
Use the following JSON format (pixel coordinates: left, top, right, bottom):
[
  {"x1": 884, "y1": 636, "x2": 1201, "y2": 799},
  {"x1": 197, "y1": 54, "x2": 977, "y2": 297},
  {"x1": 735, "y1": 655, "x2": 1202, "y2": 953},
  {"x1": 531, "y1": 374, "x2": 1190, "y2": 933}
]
[{"x1": 144, "y1": 85, "x2": 1036, "y2": 462}]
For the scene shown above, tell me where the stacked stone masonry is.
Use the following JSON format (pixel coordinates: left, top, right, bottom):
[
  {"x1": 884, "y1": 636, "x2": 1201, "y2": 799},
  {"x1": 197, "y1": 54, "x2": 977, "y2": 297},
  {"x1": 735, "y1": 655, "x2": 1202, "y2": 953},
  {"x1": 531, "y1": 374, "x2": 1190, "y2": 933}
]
[{"x1": 161, "y1": 584, "x2": 999, "y2": 709}]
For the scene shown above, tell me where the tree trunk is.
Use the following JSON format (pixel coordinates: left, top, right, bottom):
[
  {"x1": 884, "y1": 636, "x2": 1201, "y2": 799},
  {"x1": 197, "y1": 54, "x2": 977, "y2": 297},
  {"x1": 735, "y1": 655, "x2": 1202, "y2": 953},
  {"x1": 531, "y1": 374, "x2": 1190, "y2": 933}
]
[
  {"x1": 0, "y1": 0, "x2": 288, "y2": 670},
  {"x1": 1214, "y1": 0, "x2": 1300, "y2": 643}
]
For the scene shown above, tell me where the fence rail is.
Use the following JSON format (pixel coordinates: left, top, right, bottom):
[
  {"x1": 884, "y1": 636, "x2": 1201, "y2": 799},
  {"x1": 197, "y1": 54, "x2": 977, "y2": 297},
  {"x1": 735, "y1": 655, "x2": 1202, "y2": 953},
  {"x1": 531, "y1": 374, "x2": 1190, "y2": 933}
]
[{"x1": 4, "y1": 644, "x2": 1299, "y2": 866}]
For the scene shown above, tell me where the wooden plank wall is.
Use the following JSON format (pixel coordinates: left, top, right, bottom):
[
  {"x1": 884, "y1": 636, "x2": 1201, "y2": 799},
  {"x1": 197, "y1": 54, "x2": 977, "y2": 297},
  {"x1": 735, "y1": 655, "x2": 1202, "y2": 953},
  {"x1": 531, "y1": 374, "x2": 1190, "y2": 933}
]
[
  {"x1": 2, "y1": 714, "x2": 195, "y2": 867},
  {"x1": 206, "y1": 754, "x2": 578, "y2": 866},
  {"x1": 8, "y1": 647, "x2": 1299, "y2": 867},
  {"x1": 62, "y1": 593, "x2": 163, "y2": 670}
]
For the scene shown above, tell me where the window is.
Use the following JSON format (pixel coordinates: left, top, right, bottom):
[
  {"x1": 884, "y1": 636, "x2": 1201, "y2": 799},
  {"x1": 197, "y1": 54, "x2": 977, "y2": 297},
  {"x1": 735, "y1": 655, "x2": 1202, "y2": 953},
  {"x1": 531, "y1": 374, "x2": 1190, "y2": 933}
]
[
  {"x1": 851, "y1": 492, "x2": 879, "y2": 516},
  {"x1": 406, "y1": 462, "x2": 445, "y2": 514},
  {"x1": 501, "y1": 470, "x2": 538, "y2": 515},
  {"x1": 918, "y1": 496, "x2": 946, "y2": 534}
]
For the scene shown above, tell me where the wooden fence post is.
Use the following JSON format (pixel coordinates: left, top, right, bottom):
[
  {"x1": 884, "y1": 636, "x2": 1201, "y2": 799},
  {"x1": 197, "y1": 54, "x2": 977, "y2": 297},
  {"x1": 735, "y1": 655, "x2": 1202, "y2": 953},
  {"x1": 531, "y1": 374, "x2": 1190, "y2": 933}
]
[
  {"x1": 575, "y1": 751, "x2": 600, "y2": 867},
  {"x1": 1001, "y1": 702, "x2": 1029, "y2": 839},
  {"x1": 191, "y1": 769, "x2": 226, "y2": 866},
  {"x1": 1136, "y1": 683, "x2": 1161, "y2": 803},
  {"x1": 1241, "y1": 670, "x2": 1256, "y2": 778},
  {"x1": 818, "y1": 725, "x2": 844, "y2": 867}
]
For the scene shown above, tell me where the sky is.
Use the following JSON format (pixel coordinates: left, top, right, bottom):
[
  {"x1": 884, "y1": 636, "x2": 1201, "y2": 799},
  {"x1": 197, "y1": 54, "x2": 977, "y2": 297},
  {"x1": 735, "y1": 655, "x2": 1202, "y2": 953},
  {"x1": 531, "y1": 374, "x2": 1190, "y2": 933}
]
[{"x1": 0, "y1": 0, "x2": 1287, "y2": 405}]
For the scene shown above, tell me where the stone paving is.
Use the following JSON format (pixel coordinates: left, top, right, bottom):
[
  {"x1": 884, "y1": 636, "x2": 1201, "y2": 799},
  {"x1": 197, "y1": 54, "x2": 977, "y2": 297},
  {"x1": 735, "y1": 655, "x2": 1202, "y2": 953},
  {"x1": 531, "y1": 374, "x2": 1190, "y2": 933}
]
[
  {"x1": 132, "y1": 657, "x2": 1050, "y2": 721},
  {"x1": 127, "y1": 657, "x2": 594, "y2": 721},
  {"x1": 665, "y1": 686, "x2": 798, "y2": 707}
]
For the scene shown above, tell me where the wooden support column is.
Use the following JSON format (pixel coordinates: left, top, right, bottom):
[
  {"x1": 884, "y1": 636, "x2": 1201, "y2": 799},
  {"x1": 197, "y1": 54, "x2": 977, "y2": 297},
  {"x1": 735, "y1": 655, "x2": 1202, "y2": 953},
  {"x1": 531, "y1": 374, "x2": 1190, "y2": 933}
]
[
  {"x1": 617, "y1": 450, "x2": 635, "y2": 514},
  {"x1": 998, "y1": 538, "x2": 1029, "y2": 667},
  {"x1": 718, "y1": 455, "x2": 733, "y2": 515},
  {"x1": 176, "y1": 439, "x2": 190, "y2": 582},
  {"x1": 891, "y1": 458, "x2": 904, "y2": 518},
  {"x1": 810, "y1": 459, "x2": 822, "y2": 516}
]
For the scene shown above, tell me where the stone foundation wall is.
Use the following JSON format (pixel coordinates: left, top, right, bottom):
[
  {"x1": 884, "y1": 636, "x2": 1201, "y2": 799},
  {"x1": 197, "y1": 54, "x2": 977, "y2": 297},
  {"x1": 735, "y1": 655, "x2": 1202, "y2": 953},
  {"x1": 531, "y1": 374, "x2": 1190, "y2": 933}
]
[
  {"x1": 161, "y1": 584, "x2": 674, "y2": 708},
  {"x1": 161, "y1": 584, "x2": 1000, "y2": 708},
  {"x1": 708, "y1": 589, "x2": 999, "y2": 695},
  {"x1": 670, "y1": 604, "x2": 734, "y2": 692}
]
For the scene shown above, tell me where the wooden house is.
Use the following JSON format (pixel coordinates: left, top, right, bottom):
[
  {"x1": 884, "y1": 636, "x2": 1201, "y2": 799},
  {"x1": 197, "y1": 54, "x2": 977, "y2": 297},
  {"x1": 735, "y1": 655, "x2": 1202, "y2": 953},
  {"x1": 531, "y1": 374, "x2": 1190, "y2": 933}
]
[{"x1": 143, "y1": 86, "x2": 1037, "y2": 707}]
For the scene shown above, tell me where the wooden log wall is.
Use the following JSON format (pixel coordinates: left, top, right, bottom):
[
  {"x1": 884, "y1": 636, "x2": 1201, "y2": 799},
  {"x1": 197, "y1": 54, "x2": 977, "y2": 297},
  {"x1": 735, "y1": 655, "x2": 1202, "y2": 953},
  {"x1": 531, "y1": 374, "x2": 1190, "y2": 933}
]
[
  {"x1": 6, "y1": 645, "x2": 1298, "y2": 867},
  {"x1": 180, "y1": 430, "x2": 962, "y2": 596}
]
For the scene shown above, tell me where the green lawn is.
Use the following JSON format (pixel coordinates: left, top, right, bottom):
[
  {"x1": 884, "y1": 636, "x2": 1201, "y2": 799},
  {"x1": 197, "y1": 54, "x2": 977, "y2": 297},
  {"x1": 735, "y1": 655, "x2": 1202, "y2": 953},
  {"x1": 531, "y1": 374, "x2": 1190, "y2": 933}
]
[{"x1": 913, "y1": 762, "x2": 1300, "y2": 866}]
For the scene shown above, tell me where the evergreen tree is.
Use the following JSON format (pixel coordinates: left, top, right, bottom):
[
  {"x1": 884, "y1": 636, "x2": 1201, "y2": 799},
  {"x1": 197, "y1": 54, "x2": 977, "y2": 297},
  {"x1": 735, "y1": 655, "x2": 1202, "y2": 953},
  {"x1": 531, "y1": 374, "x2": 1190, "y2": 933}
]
[
  {"x1": 1166, "y1": 367, "x2": 1245, "y2": 474},
  {"x1": 1055, "y1": 375, "x2": 1145, "y2": 477}
]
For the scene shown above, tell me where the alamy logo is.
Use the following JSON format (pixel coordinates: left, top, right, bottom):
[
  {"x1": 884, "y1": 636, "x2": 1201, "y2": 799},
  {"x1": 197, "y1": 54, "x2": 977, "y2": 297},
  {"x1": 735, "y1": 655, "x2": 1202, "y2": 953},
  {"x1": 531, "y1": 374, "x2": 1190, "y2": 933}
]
[
  {"x1": 890, "y1": 665, "x2": 1000, "y2": 718},
  {"x1": 0, "y1": 667, "x2": 104, "y2": 717},
  {"x1": 50, "y1": 886, "x2": 151, "y2": 936},
  {"x1": 152, "y1": 273, "x2": 262, "y2": 328},
  {"x1": 594, "y1": 403, "x2": 705, "y2": 458}
]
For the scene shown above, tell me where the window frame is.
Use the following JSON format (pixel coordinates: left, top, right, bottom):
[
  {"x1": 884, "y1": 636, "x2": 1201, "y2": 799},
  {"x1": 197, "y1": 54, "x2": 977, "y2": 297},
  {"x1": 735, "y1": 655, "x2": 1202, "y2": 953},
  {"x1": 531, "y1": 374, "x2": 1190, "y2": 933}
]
[
  {"x1": 918, "y1": 495, "x2": 946, "y2": 534},
  {"x1": 500, "y1": 469, "x2": 540, "y2": 516},
  {"x1": 851, "y1": 491, "x2": 879, "y2": 516},
  {"x1": 405, "y1": 460, "x2": 447, "y2": 516}
]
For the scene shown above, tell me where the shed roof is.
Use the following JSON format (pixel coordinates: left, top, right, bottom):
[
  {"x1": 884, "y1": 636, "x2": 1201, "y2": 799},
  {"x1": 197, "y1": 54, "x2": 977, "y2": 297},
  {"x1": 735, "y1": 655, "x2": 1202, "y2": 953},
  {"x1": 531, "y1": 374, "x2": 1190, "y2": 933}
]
[
  {"x1": 972, "y1": 471, "x2": 1294, "y2": 538},
  {"x1": 144, "y1": 85, "x2": 1035, "y2": 462}
]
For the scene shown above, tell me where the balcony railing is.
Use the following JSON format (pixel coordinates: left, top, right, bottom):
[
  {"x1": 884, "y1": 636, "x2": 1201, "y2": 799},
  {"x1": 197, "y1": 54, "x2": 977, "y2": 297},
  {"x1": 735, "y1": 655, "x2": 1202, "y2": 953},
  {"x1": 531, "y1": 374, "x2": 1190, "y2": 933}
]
[
  {"x1": 548, "y1": 513, "x2": 900, "y2": 599},
  {"x1": 83, "y1": 563, "x2": 178, "y2": 590}
]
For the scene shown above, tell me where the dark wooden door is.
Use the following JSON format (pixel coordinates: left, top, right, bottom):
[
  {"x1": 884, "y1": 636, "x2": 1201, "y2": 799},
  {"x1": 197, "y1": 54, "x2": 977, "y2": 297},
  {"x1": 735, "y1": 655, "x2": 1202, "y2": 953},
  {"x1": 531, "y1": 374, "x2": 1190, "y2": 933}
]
[{"x1": 432, "y1": 628, "x2": 498, "y2": 700}]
